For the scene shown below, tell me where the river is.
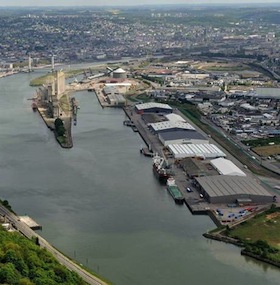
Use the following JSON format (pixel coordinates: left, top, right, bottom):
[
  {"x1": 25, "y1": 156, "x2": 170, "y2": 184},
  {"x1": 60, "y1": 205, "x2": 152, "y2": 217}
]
[
  {"x1": 256, "y1": 87, "x2": 280, "y2": 99},
  {"x1": 0, "y1": 69, "x2": 279, "y2": 285}
]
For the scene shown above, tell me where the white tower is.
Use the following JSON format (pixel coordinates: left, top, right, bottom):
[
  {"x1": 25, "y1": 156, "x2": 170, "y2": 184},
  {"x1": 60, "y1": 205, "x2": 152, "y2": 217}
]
[
  {"x1": 28, "y1": 55, "x2": 32, "y2": 72},
  {"x1": 51, "y1": 55, "x2": 55, "y2": 72}
]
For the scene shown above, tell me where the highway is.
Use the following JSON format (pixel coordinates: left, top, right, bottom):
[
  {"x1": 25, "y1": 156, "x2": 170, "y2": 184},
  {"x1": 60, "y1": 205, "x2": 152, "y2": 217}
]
[{"x1": 0, "y1": 204, "x2": 107, "y2": 285}]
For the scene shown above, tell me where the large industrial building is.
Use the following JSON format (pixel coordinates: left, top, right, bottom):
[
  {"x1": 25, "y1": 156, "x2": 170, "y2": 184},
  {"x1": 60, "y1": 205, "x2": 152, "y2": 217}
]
[
  {"x1": 148, "y1": 121, "x2": 195, "y2": 134},
  {"x1": 159, "y1": 130, "x2": 209, "y2": 146},
  {"x1": 135, "y1": 102, "x2": 173, "y2": 114},
  {"x1": 194, "y1": 175, "x2": 274, "y2": 204},
  {"x1": 167, "y1": 143, "x2": 226, "y2": 159},
  {"x1": 210, "y1": 158, "x2": 246, "y2": 177}
]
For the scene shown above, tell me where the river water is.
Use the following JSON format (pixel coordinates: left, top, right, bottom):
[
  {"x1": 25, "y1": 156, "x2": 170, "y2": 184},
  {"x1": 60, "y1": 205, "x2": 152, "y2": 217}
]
[
  {"x1": 256, "y1": 87, "x2": 280, "y2": 98},
  {"x1": 0, "y1": 70, "x2": 279, "y2": 285}
]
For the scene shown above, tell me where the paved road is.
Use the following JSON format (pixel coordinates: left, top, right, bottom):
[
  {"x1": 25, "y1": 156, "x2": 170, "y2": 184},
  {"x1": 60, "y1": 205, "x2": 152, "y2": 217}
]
[{"x1": 0, "y1": 204, "x2": 107, "y2": 285}]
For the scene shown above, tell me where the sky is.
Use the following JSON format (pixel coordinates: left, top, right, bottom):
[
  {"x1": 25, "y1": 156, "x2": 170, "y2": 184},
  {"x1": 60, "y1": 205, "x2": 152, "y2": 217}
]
[{"x1": 2, "y1": 0, "x2": 280, "y2": 7}]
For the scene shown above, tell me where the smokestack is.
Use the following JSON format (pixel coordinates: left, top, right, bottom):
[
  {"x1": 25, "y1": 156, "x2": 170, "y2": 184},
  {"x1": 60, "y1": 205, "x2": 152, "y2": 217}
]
[
  {"x1": 51, "y1": 55, "x2": 55, "y2": 72},
  {"x1": 28, "y1": 56, "x2": 32, "y2": 72}
]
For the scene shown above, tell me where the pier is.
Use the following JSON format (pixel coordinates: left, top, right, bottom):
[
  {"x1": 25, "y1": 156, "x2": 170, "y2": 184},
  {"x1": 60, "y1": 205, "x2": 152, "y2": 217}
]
[
  {"x1": 18, "y1": 216, "x2": 42, "y2": 230},
  {"x1": 122, "y1": 105, "x2": 210, "y2": 215}
]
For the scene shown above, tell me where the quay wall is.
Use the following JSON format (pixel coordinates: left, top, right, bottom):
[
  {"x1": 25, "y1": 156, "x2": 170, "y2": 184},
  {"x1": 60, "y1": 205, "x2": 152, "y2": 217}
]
[
  {"x1": 203, "y1": 233, "x2": 280, "y2": 269},
  {"x1": 122, "y1": 105, "x2": 212, "y2": 216},
  {"x1": 37, "y1": 108, "x2": 73, "y2": 148},
  {"x1": 241, "y1": 250, "x2": 280, "y2": 268},
  {"x1": 122, "y1": 106, "x2": 149, "y2": 147}
]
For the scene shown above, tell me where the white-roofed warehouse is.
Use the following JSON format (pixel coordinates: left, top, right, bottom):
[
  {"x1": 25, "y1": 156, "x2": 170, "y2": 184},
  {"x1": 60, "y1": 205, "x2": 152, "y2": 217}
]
[
  {"x1": 168, "y1": 144, "x2": 226, "y2": 159},
  {"x1": 210, "y1": 158, "x2": 246, "y2": 177},
  {"x1": 135, "y1": 102, "x2": 173, "y2": 114},
  {"x1": 164, "y1": 113, "x2": 186, "y2": 123},
  {"x1": 194, "y1": 175, "x2": 273, "y2": 204},
  {"x1": 149, "y1": 121, "x2": 195, "y2": 133}
]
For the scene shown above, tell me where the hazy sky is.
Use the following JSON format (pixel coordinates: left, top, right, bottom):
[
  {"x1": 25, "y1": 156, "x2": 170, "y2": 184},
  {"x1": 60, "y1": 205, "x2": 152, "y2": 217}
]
[{"x1": 2, "y1": 0, "x2": 280, "y2": 7}]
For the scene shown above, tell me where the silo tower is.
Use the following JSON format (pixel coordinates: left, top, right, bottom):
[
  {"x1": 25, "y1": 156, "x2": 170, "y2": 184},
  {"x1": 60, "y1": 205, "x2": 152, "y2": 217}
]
[{"x1": 112, "y1": 68, "x2": 126, "y2": 79}]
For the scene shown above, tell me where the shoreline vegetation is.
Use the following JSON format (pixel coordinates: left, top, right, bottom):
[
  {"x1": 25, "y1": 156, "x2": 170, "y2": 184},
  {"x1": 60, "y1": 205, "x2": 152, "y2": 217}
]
[
  {"x1": 0, "y1": 198, "x2": 111, "y2": 284},
  {"x1": 29, "y1": 69, "x2": 85, "y2": 87},
  {"x1": 204, "y1": 205, "x2": 280, "y2": 268},
  {"x1": 0, "y1": 226, "x2": 87, "y2": 285}
]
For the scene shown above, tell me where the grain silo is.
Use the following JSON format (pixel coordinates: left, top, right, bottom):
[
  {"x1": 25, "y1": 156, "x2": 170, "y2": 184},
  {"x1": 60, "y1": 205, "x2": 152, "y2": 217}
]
[{"x1": 112, "y1": 68, "x2": 126, "y2": 79}]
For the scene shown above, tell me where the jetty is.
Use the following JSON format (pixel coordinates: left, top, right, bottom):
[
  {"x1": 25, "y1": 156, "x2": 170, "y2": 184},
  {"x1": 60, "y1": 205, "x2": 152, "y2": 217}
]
[{"x1": 18, "y1": 216, "x2": 42, "y2": 230}]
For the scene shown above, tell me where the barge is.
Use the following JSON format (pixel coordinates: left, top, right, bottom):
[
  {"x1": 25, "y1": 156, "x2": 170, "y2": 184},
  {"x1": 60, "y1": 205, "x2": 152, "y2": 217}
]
[{"x1": 166, "y1": 177, "x2": 185, "y2": 204}]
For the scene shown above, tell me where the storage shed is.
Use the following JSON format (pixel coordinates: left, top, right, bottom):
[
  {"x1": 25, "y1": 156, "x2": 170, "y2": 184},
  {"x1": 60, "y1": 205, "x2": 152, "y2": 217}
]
[
  {"x1": 135, "y1": 102, "x2": 173, "y2": 114},
  {"x1": 210, "y1": 158, "x2": 246, "y2": 177}
]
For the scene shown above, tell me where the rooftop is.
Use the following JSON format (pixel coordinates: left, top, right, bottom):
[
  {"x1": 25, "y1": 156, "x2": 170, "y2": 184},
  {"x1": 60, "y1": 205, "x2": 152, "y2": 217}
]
[
  {"x1": 149, "y1": 121, "x2": 195, "y2": 132},
  {"x1": 168, "y1": 143, "x2": 226, "y2": 158},
  {"x1": 210, "y1": 157, "x2": 246, "y2": 177},
  {"x1": 160, "y1": 130, "x2": 206, "y2": 141},
  {"x1": 195, "y1": 175, "x2": 273, "y2": 198},
  {"x1": 135, "y1": 102, "x2": 172, "y2": 111}
]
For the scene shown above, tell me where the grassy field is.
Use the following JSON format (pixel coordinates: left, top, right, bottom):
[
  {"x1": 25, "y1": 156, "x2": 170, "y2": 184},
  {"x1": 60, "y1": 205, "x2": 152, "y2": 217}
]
[
  {"x1": 30, "y1": 73, "x2": 55, "y2": 86},
  {"x1": 30, "y1": 69, "x2": 87, "y2": 86},
  {"x1": 228, "y1": 209, "x2": 280, "y2": 249},
  {"x1": 196, "y1": 62, "x2": 249, "y2": 71},
  {"x1": 253, "y1": 145, "x2": 280, "y2": 156}
]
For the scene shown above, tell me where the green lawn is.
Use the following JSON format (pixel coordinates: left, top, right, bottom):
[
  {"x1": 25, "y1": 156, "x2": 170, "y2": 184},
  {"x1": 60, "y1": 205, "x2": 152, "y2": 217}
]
[
  {"x1": 229, "y1": 208, "x2": 280, "y2": 249},
  {"x1": 30, "y1": 74, "x2": 54, "y2": 86}
]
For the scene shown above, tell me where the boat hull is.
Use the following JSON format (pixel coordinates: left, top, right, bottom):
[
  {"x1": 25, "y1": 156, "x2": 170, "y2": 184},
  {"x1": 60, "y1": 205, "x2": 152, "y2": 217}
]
[{"x1": 153, "y1": 165, "x2": 169, "y2": 184}]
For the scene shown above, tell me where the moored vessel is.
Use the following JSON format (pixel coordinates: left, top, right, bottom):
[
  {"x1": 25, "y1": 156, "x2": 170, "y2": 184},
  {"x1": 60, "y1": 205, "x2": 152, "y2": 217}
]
[
  {"x1": 152, "y1": 154, "x2": 171, "y2": 184},
  {"x1": 166, "y1": 177, "x2": 185, "y2": 204}
]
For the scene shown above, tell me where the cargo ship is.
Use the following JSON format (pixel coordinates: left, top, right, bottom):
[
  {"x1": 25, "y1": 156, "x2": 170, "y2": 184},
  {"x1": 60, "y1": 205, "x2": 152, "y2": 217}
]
[
  {"x1": 166, "y1": 177, "x2": 185, "y2": 204},
  {"x1": 152, "y1": 154, "x2": 171, "y2": 184}
]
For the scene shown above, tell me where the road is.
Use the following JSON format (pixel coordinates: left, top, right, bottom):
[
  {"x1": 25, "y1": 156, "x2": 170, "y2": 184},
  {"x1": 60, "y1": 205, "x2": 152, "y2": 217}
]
[{"x1": 0, "y1": 204, "x2": 107, "y2": 285}]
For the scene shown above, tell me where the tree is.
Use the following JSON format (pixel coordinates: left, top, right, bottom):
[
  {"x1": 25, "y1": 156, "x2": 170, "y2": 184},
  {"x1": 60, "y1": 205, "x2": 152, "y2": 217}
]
[
  {"x1": 0, "y1": 263, "x2": 21, "y2": 285},
  {"x1": 54, "y1": 118, "x2": 65, "y2": 136},
  {"x1": 19, "y1": 278, "x2": 34, "y2": 285},
  {"x1": 54, "y1": 118, "x2": 64, "y2": 129}
]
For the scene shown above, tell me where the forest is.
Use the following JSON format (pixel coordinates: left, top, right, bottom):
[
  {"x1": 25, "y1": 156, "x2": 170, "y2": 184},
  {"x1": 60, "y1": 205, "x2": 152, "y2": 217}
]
[{"x1": 0, "y1": 226, "x2": 87, "y2": 285}]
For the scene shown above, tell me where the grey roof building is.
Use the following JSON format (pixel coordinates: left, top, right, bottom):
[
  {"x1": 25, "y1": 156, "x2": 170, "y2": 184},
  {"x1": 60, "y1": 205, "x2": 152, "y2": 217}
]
[
  {"x1": 159, "y1": 130, "x2": 208, "y2": 146},
  {"x1": 194, "y1": 175, "x2": 273, "y2": 204}
]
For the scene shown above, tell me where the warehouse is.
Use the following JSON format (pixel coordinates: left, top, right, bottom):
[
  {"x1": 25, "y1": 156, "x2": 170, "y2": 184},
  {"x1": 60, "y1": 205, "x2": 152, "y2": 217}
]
[
  {"x1": 135, "y1": 102, "x2": 173, "y2": 114},
  {"x1": 210, "y1": 157, "x2": 246, "y2": 177},
  {"x1": 148, "y1": 121, "x2": 195, "y2": 134},
  {"x1": 107, "y1": 94, "x2": 126, "y2": 107},
  {"x1": 194, "y1": 175, "x2": 274, "y2": 204},
  {"x1": 167, "y1": 143, "x2": 226, "y2": 159},
  {"x1": 159, "y1": 130, "x2": 208, "y2": 146},
  {"x1": 164, "y1": 113, "x2": 186, "y2": 123},
  {"x1": 103, "y1": 86, "x2": 119, "y2": 96}
]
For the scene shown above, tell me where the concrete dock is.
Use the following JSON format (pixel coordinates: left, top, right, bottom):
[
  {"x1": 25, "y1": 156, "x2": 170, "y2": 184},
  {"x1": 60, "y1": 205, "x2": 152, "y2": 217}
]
[
  {"x1": 122, "y1": 104, "x2": 274, "y2": 228},
  {"x1": 122, "y1": 105, "x2": 211, "y2": 215},
  {"x1": 18, "y1": 216, "x2": 42, "y2": 230}
]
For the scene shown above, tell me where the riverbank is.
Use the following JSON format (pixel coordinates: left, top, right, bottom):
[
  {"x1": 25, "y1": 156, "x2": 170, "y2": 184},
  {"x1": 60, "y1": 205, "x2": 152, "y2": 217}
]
[
  {"x1": 35, "y1": 100, "x2": 73, "y2": 149},
  {"x1": 2, "y1": 68, "x2": 279, "y2": 285},
  {"x1": 204, "y1": 206, "x2": 280, "y2": 268}
]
